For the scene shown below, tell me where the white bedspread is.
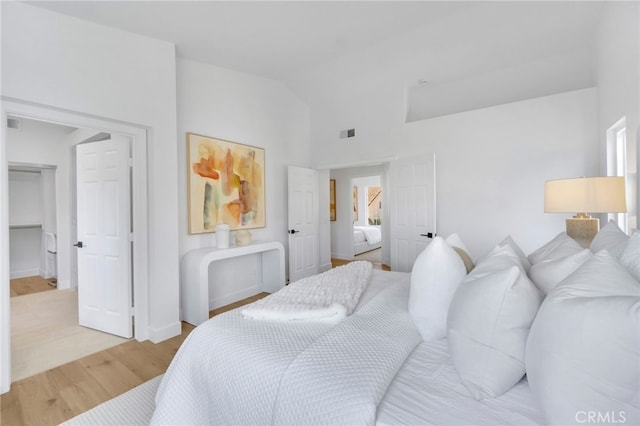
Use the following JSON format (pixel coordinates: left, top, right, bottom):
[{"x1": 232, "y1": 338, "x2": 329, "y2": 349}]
[
  {"x1": 376, "y1": 339, "x2": 545, "y2": 425},
  {"x1": 151, "y1": 270, "x2": 420, "y2": 426},
  {"x1": 354, "y1": 225, "x2": 382, "y2": 245},
  {"x1": 241, "y1": 261, "x2": 372, "y2": 322}
]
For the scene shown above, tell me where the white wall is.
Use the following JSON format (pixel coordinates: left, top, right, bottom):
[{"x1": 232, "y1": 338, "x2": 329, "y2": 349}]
[
  {"x1": 329, "y1": 164, "x2": 387, "y2": 260},
  {"x1": 1, "y1": 2, "x2": 180, "y2": 346},
  {"x1": 405, "y1": 89, "x2": 598, "y2": 257},
  {"x1": 177, "y1": 59, "x2": 311, "y2": 307},
  {"x1": 8, "y1": 170, "x2": 42, "y2": 278},
  {"x1": 595, "y1": 1, "x2": 639, "y2": 230},
  {"x1": 318, "y1": 89, "x2": 597, "y2": 259},
  {"x1": 6, "y1": 120, "x2": 74, "y2": 286}
]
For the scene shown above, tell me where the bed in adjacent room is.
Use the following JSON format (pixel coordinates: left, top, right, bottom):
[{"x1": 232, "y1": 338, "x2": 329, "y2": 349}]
[
  {"x1": 353, "y1": 225, "x2": 382, "y2": 255},
  {"x1": 151, "y1": 225, "x2": 639, "y2": 426}
]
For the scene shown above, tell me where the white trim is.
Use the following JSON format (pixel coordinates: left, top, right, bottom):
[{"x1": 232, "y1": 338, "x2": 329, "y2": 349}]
[
  {"x1": 148, "y1": 322, "x2": 182, "y2": 344},
  {"x1": 1, "y1": 98, "x2": 150, "y2": 393},
  {"x1": 9, "y1": 269, "x2": 40, "y2": 280},
  {"x1": 315, "y1": 155, "x2": 398, "y2": 171}
]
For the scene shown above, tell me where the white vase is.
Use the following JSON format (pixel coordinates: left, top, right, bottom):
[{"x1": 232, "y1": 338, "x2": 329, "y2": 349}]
[{"x1": 215, "y1": 224, "x2": 230, "y2": 248}]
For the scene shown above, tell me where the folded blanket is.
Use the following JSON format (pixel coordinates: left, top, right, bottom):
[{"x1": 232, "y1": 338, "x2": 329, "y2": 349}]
[{"x1": 242, "y1": 261, "x2": 373, "y2": 323}]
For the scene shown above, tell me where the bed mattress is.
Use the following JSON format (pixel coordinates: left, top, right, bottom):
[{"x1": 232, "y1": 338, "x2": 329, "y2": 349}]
[{"x1": 376, "y1": 339, "x2": 544, "y2": 425}]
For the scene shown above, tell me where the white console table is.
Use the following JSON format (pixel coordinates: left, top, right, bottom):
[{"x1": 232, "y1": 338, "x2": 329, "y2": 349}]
[{"x1": 181, "y1": 241, "x2": 286, "y2": 325}]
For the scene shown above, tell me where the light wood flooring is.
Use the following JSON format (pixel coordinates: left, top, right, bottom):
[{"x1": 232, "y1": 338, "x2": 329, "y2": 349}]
[
  {"x1": 1, "y1": 260, "x2": 382, "y2": 426},
  {"x1": 11, "y1": 289, "x2": 130, "y2": 382},
  {"x1": 10, "y1": 276, "x2": 55, "y2": 298},
  {"x1": 0, "y1": 292, "x2": 268, "y2": 426}
]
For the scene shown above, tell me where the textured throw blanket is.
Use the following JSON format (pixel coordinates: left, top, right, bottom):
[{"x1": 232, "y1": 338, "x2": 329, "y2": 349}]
[{"x1": 241, "y1": 260, "x2": 373, "y2": 323}]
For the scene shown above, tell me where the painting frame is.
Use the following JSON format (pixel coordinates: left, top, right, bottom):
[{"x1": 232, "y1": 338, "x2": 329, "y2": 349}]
[
  {"x1": 353, "y1": 185, "x2": 358, "y2": 222},
  {"x1": 187, "y1": 132, "x2": 266, "y2": 234},
  {"x1": 329, "y1": 179, "x2": 336, "y2": 221}
]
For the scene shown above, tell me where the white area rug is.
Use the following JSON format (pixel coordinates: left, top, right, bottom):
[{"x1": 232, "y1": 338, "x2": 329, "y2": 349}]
[
  {"x1": 11, "y1": 289, "x2": 130, "y2": 381},
  {"x1": 61, "y1": 375, "x2": 162, "y2": 425}
]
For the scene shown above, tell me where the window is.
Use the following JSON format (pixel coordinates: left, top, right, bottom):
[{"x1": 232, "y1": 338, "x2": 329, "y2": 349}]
[{"x1": 606, "y1": 118, "x2": 628, "y2": 232}]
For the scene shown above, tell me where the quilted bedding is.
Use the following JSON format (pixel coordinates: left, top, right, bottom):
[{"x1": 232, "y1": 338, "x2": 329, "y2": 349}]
[{"x1": 151, "y1": 270, "x2": 421, "y2": 425}]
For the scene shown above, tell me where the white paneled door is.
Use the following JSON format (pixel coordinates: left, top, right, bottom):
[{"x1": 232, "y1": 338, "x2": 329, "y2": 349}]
[
  {"x1": 75, "y1": 136, "x2": 132, "y2": 338},
  {"x1": 389, "y1": 153, "x2": 437, "y2": 272},
  {"x1": 287, "y1": 166, "x2": 319, "y2": 283}
]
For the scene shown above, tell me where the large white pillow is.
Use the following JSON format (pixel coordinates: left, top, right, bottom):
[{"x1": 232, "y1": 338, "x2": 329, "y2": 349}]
[
  {"x1": 498, "y1": 235, "x2": 532, "y2": 271},
  {"x1": 528, "y1": 249, "x2": 592, "y2": 294},
  {"x1": 528, "y1": 232, "x2": 583, "y2": 265},
  {"x1": 446, "y1": 233, "x2": 474, "y2": 273},
  {"x1": 526, "y1": 250, "x2": 640, "y2": 425},
  {"x1": 409, "y1": 236, "x2": 467, "y2": 342},
  {"x1": 620, "y1": 230, "x2": 640, "y2": 282},
  {"x1": 590, "y1": 220, "x2": 629, "y2": 257},
  {"x1": 447, "y1": 246, "x2": 543, "y2": 399}
]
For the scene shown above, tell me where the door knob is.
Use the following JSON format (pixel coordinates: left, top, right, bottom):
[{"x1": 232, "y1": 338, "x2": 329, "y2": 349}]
[
  {"x1": 73, "y1": 241, "x2": 84, "y2": 248},
  {"x1": 419, "y1": 233, "x2": 436, "y2": 238},
  {"x1": 288, "y1": 229, "x2": 299, "y2": 234}
]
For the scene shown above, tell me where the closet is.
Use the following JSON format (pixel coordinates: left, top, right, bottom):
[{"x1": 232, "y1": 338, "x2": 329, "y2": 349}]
[{"x1": 8, "y1": 164, "x2": 57, "y2": 283}]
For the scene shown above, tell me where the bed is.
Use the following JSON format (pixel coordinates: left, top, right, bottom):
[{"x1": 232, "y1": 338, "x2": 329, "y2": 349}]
[
  {"x1": 354, "y1": 225, "x2": 382, "y2": 255},
  {"x1": 152, "y1": 225, "x2": 639, "y2": 425}
]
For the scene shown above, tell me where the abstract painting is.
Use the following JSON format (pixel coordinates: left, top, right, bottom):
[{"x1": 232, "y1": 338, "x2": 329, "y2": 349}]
[
  {"x1": 329, "y1": 179, "x2": 336, "y2": 221},
  {"x1": 187, "y1": 133, "x2": 265, "y2": 234},
  {"x1": 353, "y1": 186, "x2": 358, "y2": 222}
]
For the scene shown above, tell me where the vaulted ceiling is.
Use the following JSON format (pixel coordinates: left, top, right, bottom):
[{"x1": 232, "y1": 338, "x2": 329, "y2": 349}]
[{"x1": 28, "y1": 1, "x2": 606, "y2": 108}]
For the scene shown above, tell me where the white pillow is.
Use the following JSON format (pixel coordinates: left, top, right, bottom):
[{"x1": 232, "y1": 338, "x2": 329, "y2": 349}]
[
  {"x1": 471, "y1": 243, "x2": 525, "y2": 278},
  {"x1": 528, "y1": 232, "x2": 583, "y2": 265},
  {"x1": 498, "y1": 235, "x2": 532, "y2": 271},
  {"x1": 620, "y1": 230, "x2": 640, "y2": 282},
  {"x1": 409, "y1": 236, "x2": 467, "y2": 342},
  {"x1": 528, "y1": 249, "x2": 592, "y2": 294},
  {"x1": 447, "y1": 248, "x2": 543, "y2": 399},
  {"x1": 526, "y1": 251, "x2": 640, "y2": 425},
  {"x1": 590, "y1": 220, "x2": 629, "y2": 257},
  {"x1": 446, "y1": 233, "x2": 474, "y2": 273}
]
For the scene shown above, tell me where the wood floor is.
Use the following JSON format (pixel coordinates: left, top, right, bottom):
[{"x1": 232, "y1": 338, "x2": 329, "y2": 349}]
[
  {"x1": 1, "y1": 259, "x2": 381, "y2": 426},
  {"x1": 10, "y1": 276, "x2": 55, "y2": 298},
  {"x1": 1, "y1": 293, "x2": 268, "y2": 426}
]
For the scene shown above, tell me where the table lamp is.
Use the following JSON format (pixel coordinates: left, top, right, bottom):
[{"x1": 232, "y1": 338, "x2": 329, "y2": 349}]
[{"x1": 544, "y1": 176, "x2": 627, "y2": 248}]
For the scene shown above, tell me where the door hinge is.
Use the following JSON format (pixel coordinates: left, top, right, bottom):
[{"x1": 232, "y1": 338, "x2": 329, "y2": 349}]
[
  {"x1": 129, "y1": 233, "x2": 134, "y2": 242},
  {"x1": 130, "y1": 306, "x2": 135, "y2": 317},
  {"x1": 128, "y1": 158, "x2": 133, "y2": 167}
]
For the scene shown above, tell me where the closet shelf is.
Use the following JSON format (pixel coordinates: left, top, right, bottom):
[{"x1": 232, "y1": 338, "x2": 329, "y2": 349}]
[{"x1": 9, "y1": 224, "x2": 43, "y2": 229}]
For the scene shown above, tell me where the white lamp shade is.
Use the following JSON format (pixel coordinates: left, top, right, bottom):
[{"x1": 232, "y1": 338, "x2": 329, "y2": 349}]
[{"x1": 544, "y1": 177, "x2": 627, "y2": 213}]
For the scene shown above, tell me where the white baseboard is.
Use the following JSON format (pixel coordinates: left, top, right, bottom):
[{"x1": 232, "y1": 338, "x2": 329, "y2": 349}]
[
  {"x1": 10, "y1": 268, "x2": 39, "y2": 279},
  {"x1": 330, "y1": 252, "x2": 351, "y2": 260},
  {"x1": 56, "y1": 279, "x2": 70, "y2": 290},
  {"x1": 210, "y1": 285, "x2": 262, "y2": 310},
  {"x1": 148, "y1": 321, "x2": 182, "y2": 343}
]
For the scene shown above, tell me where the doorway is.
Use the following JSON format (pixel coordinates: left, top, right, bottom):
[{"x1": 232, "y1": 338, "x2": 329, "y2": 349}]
[
  {"x1": 328, "y1": 164, "x2": 388, "y2": 268},
  {"x1": 5, "y1": 117, "x2": 132, "y2": 381},
  {"x1": 352, "y1": 175, "x2": 383, "y2": 266},
  {"x1": 1, "y1": 100, "x2": 149, "y2": 392}
]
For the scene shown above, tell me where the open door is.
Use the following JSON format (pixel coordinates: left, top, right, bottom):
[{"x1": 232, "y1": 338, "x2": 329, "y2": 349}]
[
  {"x1": 287, "y1": 166, "x2": 319, "y2": 283},
  {"x1": 75, "y1": 135, "x2": 132, "y2": 338},
  {"x1": 388, "y1": 153, "x2": 436, "y2": 272}
]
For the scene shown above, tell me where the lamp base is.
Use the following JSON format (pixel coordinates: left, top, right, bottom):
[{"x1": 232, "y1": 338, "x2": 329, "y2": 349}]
[{"x1": 566, "y1": 214, "x2": 599, "y2": 248}]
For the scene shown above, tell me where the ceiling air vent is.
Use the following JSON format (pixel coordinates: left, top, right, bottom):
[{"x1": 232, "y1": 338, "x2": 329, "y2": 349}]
[
  {"x1": 339, "y1": 128, "x2": 356, "y2": 139},
  {"x1": 7, "y1": 117, "x2": 21, "y2": 130}
]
